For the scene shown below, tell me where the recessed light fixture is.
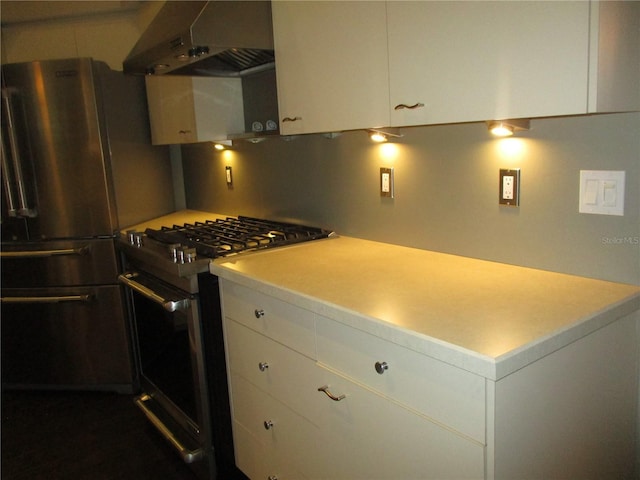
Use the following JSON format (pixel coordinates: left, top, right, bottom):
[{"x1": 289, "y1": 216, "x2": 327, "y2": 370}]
[{"x1": 486, "y1": 119, "x2": 530, "y2": 137}]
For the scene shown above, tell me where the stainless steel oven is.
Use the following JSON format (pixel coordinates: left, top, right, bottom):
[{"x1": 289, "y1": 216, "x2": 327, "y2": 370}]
[
  {"x1": 119, "y1": 267, "x2": 215, "y2": 479},
  {"x1": 118, "y1": 216, "x2": 332, "y2": 479}
]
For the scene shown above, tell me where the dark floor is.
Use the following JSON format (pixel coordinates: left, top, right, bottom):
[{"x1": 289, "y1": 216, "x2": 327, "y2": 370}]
[{"x1": 1, "y1": 390, "x2": 199, "y2": 480}]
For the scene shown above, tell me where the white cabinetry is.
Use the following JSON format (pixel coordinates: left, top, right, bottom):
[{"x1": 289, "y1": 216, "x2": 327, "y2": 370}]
[
  {"x1": 272, "y1": 1, "x2": 639, "y2": 134},
  {"x1": 271, "y1": 1, "x2": 390, "y2": 135},
  {"x1": 144, "y1": 76, "x2": 244, "y2": 145},
  {"x1": 387, "y1": 1, "x2": 590, "y2": 126},
  {"x1": 220, "y1": 280, "x2": 485, "y2": 480}
]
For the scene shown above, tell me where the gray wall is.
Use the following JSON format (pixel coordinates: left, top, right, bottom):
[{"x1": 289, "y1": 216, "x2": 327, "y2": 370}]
[{"x1": 182, "y1": 112, "x2": 640, "y2": 285}]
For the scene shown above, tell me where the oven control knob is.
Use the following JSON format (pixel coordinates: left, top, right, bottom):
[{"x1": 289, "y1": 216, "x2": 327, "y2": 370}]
[
  {"x1": 132, "y1": 232, "x2": 144, "y2": 247},
  {"x1": 184, "y1": 248, "x2": 197, "y2": 263},
  {"x1": 168, "y1": 243, "x2": 182, "y2": 262},
  {"x1": 126, "y1": 230, "x2": 137, "y2": 245}
]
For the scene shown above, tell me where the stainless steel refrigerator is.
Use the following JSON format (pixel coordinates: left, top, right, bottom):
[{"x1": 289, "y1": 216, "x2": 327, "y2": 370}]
[{"x1": 1, "y1": 58, "x2": 176, "y2": 392}]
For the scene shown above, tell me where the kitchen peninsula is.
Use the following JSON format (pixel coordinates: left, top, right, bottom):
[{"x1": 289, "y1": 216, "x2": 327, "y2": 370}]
[{"x1": 211, "y1": 234, "x2": 639, "y2": 480}]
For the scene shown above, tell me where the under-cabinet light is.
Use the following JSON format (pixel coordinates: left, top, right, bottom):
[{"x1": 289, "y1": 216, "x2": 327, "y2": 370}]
[
  {"x1": 487, "y1": 119, "x2": 530, "y2": 137},
  {"x1": 368, "y1": 128, "x2": 402, "y2": 143}
]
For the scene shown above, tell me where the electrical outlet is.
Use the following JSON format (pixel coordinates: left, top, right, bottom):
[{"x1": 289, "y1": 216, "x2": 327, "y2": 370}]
[
  {"x1": 499, "y1": 168, "x2": 520, "y2": 206},
  {"x1": 225, "y1": 166, "x2": 233, "y2": 186},
  {"x1": 380, "y1": 167, "x2": 394, "y2": 198}
]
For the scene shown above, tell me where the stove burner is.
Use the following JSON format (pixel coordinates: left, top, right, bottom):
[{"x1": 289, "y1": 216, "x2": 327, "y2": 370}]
[{"x1": 145, "y1": 216, "x2": 331, "y2": 259}]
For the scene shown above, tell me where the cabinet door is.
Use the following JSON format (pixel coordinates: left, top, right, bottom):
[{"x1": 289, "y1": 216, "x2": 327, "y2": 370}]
[
  {"x1": 388, "y1": 1, "x2": 590, "y2": 126},
  {"x1": 272, "y1": 1, "x2": 390, "y2": 135},
  {"x1": 145, "y1": 76, "x2": 244, "y2": 145},
  {"x1": 145, "y1": 76, "x2": 198, "y2": 144}
]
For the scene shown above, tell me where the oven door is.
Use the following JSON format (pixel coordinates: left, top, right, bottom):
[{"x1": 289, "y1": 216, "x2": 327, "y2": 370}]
[{"x1": 119, "y1": 271, "x2": 210, "y2": 466}]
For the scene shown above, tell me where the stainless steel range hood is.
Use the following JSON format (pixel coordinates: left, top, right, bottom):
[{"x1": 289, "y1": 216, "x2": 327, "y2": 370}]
[{"x1": 123, "y1": 1, "x2": 275, "y2": 77}]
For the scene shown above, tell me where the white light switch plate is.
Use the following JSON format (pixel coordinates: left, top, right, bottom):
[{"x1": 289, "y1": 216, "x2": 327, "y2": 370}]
[{"x1": 579, "y1": 170, "x2": 625, "y2": 216}]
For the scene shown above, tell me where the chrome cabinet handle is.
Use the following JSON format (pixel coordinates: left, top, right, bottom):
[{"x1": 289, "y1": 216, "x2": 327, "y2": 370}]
[
  {"x1": 394, "y1": 102, "x2": 424, "y2": 110},
  {"x1": 282, "y1": 116, "x2": 302, "y2": 122},
  {"x1": 263, "y1": 420, "x2": 274, "y2": 430},
  {"x1": 254, "y1": 309, "x2": 265, "y2": 318},
  {"x1": 375, "y1": 361, "x2": 389, "y2": 374},
  {"x1": 317, "y1": 385, "x2": 346, "y2": 402},
  {"x1": 258, "y1": 362, "x2": 269, "y2": 372}
]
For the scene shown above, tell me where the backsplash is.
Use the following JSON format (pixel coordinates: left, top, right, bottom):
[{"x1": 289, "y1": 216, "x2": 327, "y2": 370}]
[{"x1": 181, "y1": 112, "x2": 639, "y2": 285}]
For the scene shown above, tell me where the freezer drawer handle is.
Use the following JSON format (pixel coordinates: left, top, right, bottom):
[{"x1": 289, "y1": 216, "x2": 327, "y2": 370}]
[
  {"x1": 0, "y1": 245, "x2": 90, "y2": 259},
  {"x1": 134, "y1": 394, "x2": 203, "y2": 464},
  {"x1": 0, "y1": 294, "x2": 92, "y2": 304},
  {"x1": 118, "y1": 273, "x2": 191, "y2": 313}
]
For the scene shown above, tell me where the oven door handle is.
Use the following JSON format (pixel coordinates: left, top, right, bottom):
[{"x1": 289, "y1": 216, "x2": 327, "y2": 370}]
[
  {"x1": 118, "y1": 273, "x2": 191, "y2": 312},
  {"x1": 134, "y1": 394, "x2": 203, "y2": 464}
]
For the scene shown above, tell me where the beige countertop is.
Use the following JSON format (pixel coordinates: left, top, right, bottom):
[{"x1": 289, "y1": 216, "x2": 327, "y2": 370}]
[{"x1": 211, "y1": 235, "x2": 640, "y2": 380}]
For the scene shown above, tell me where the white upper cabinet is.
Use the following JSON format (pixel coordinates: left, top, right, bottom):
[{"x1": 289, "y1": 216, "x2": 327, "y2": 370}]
[
  {"x1": 145, "y1": 75, "x2": 245, "y2": 145},
  {"x1": 272, "y1": 1, "x2": 390, "y2": 135},
  {"x1": 272, "y1": 1, "x2": 639, "y2": 134},
  {"x1": 387, "y1": 1, "x2": 591, "y2": 126},
  {"x1": 588, "y1": 1, "x2": 640, "y2": 113}
]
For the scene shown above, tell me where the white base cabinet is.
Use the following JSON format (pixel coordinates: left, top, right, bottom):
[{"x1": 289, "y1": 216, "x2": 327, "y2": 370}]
[
  {"x1": 219, "y1": 279, "x2": 638, "y2": 480},
  {"x1": 221, "y1": 280, "x2": 484, "y2": 479}
]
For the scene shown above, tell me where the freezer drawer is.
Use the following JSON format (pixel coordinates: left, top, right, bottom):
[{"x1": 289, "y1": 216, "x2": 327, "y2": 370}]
[
  {"x1": 1, "y1": 284, "x2": 133, "y2": 391},
  {"x1": 1, "y1": 238, "x2": 119, "y2": 288}
]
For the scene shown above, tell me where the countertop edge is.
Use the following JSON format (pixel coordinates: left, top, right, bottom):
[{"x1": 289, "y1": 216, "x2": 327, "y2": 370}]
[{"x1": 210, "y1": 263, "x2": 640, "y2": 381}]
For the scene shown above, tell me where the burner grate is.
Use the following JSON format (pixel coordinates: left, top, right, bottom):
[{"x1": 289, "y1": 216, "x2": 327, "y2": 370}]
[{"x1": 145, "y1": 216, "x2": 331, "y2": 258}]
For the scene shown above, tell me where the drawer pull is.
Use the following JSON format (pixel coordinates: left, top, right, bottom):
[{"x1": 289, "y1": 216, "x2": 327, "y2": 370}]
[
  {"x1": 375, "y1": 361, "x2": 389, "y2": 374},
  {"x1": 263, "y1": 420, "x2": 274, "y2": 430},
  {"x1": 258, "y1": 362, "x2": 269, "y2": 372},
  {"x1": 318, "y1": 385, "x2": 346, "y2": 402},
  {"x1": 268, "y1": 476, "x2": 278, "y2": 480},
  {"x1": 394, "y1": 102, "x2": 424, "y2": 110},
  {"x1": 254, "y1": 309, "x2": 265, "y2": 318}
]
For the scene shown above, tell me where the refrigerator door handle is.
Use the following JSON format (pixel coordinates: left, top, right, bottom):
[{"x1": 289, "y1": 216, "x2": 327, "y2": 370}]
[
  {"x1": 1, "y1": 134, "x2": 18, "y2": 217},
  {"x1": 1, "y1": 88, "x2": 37, "y2": 218},
  {"x1": 0, "y1": 245, "x2": 91, "y2": 259}
]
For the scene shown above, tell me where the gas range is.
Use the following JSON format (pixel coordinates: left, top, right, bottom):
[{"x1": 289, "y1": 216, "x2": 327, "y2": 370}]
[{"x1": 119, "y1": 215, "x2": 333, "y2": 280}]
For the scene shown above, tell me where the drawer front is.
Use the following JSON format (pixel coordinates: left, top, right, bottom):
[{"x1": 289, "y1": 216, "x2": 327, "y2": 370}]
[
  {"x1": 312, "y1": 364, "x2": 485, "y2": 480},
  {"x1": 233, "y1": 420, "x2": 308, "y2": 480},
  {"x1": 221, "y1": 280, "x2": 316, "y2": 358},
  {"x1": 316, "y1": 317, "x2": 485, "y2": 442},
  {"x1": 225, "y1": 318, "x2": 319, "y2": 420},
  {"x1": 229, "y1": 373, "x2": 323, "y2": 477}
]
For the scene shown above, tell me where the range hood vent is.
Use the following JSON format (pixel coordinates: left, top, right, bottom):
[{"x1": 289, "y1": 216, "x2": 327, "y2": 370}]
[{"x1": 123, "y1": 1, "x2": 275, "y2": 77}]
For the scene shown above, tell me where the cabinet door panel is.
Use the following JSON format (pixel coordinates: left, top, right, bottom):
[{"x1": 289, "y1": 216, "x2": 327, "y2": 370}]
[
  {"x1": 272, "y1": 1, "x2": 390, "y2": 134},
  {"x1": 388, "y1": 1, "x2": 590, "y2": 126},
  {"x1": 313, "y1": 365, "x2": 485, "y2": 480}
]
